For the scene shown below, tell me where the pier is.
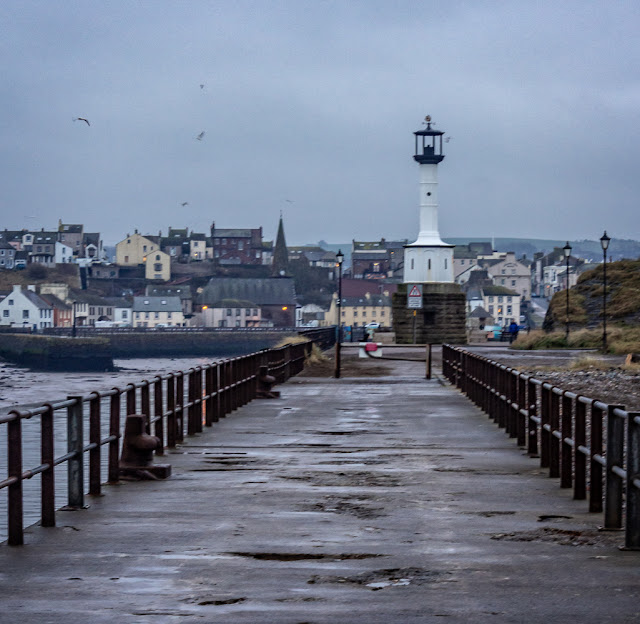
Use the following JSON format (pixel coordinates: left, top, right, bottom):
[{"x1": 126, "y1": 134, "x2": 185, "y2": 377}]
[{"x1": 1, "y1": 346, "x2": 639, "y2": 623}]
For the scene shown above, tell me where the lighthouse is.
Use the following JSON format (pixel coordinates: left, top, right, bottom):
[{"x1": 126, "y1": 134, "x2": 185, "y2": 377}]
[
  {"x1": 392, "y1": 115, "x2": 466, "y2": 345},
  {"x1": 403, "y1": 115, "x2": 454, "y2": 284}
]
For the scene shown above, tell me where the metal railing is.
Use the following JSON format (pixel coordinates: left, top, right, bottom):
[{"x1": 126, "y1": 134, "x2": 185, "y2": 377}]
[
  {"x1": 442, "y1": 344, "x2": 640, "y2": 550},
  {"x1": 0, "y1": 341, "x2": 311, "y2": 546}
]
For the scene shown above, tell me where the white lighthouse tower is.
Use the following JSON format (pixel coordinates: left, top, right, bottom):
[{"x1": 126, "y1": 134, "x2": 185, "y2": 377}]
[{"x1": 403, "y1": 116, "x2": 454, "y2": 284}]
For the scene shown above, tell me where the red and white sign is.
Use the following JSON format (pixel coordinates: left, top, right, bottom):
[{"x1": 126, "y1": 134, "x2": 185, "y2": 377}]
[{"x1": 407, "y1": 284, "x2": 423, "y2": 309}]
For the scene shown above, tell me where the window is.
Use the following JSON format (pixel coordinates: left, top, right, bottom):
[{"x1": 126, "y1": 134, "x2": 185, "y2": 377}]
[
  {"x1": 136, "y1": 312, "x2": 141, "y2": 319},
  {"x1": 501, "y1": 269, "x2": 506, "y2": 274},
  {"x1": 235, "y1": 320, "x2": 241, "y2": 327},
  {"x1": 154, "y1": 263, "x2": 162, "y2": 271},
  {"x1": 489, "y1": 305, "x2": 494, "y2": 314},
  {"x1": 0, "y1": 250, "x2": 4, "y2": 256},
  {"x1": 372, "y1": 310, "x2": 376, "y2": 316},
  {"x1": 89, "y1": 307, "x2": 95, "y2": 315},
  {"x1": 155, "y1": 312, "x2": 160, "y2": 319},
  {"x1": 460, "y1": 259, "x2": 465, "y2": 265},
  {"x1": 411, "y1": 259, "x2": 414, "y2": 270},
  {"x1": 2, "y1": 310, "x2": 8, "y2": 317},
  {"x1": 8, "y1": 299, "x2": 13, "y2": 305},
  {"x1": 252, "y1": 309, "x2": 257, "y2": 316},
  {"x1": 23, "y1": 310, "x2": 29, "y2": 319},
  {"x1": 167, "y1": 312, "x2": 172, "y2": 319},
  {"x1": 511, "y1": 280, "x2": 516, "y2": 286},
  {"x1": 488, "y1": 296, "x2": 494, "y2": 302},
  {"x1": 511, "y1": 269, "x2": 516, "y2": 275},
  {"x1": 507, "y1": 297, "x2": 512, "y2": 303},
  {"x1": 498, "y1": 297, "x2": 503, "y2": 302},
  {"x1": 501, "y1": 279, "x2": 505, "y2": 285},
  {"x1": 341, "y1": 311, "x2": 345, "y2": 317},
  {"x1": 226, "y1": 309, "x2": 232, "y2": 316},
  {"x1": 98, "y1": 307, "x2": 103, "y2": 315},
  {"x1": 235, "y1": 309, "x2": 241, "y2": 316},
  {"x1": 124, "y1": 255, "x2": 129, "y2": 263},
  {"x1": 381, "y1": 310, "x2": 385, "y2": 316},
  {"x1": 238, "y1": 241, "x2": 244, "y2": 250},
  {"x1": 445, "y1": 258, "x2": 448, "y2": 269},
  {"x1": 156, "y1": 254, "x2": 160, "y2": 261},
  {"x1": 122, "y1": 311, "x2": 128, "y2": 319},
  {"x1": 428, "y1": 259, "x2": 431, "y2": 270},
  {"x1": 507, "y1": 306, "x2": 512, "y2": 315},
  {"x1": 218, "y1": 320, "x2": 226, "y2": 327},
  {"x1": 145, "y1": 312, "x2": 149, "y2": 319},
  {"x1": 245, "y1": 309, "x2": 251, "y2": 315},
  {"x1": 354, "y1": 311, "x2": 358, "y2": 317},
  {"x1": 143, "y1": 245, "x2": 147, "y2": 252}
]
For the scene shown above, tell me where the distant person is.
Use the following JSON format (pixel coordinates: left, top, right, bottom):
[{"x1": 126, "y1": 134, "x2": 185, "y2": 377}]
[{"x1": 508, "y1": 320, "x2": 519, "y2": 343}]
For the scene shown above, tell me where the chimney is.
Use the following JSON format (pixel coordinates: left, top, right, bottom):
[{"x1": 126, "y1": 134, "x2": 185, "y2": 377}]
[
  {"x1": 27, "y1": 285, "x2": 36, "y2": 292},
  {"x1": 12, "y1": 284, "x2": 21, "y2": 293}
]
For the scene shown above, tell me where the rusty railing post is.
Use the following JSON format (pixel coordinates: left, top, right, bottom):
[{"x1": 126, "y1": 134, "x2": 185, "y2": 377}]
[
  {"x1": 108, "y1": 390, "x2": 121, "y2": 484},
  {"x1": 626, "y1": 412, "x2": 640, "y2": 550},
  {"x1": 574, "y1": 397, "x2": 588, "y2": 500},
  {"x1": 590, "y1": 402, "x2": 605, "y2": 514},
  {"x1": 7, "y1": 410, "x2": 24, "y2": 546},
  {"x1": 560, "y1": 392, "x2": 573, "y2": 489},
  {"x1": 604, "y1": 405, "x2": 625, "y2": 530},
  {"x1": 41, "y1": 404, "x2": 55, "y2": 528},
  {"x1": 167, "y1": 373, "x2": 177, "y2": 448},
  {"x1": 527, "y1": 379, "x2": 539, "y2": 457},
  {"x1": 66, "y1": 396, "x2": 85, "y2": 510},
  {"x1": 88, "y1": 392, "x2": 102, "y2": 497},
  {"x1": 153, "y1": 376, "x2": 164, "y2": 455}
]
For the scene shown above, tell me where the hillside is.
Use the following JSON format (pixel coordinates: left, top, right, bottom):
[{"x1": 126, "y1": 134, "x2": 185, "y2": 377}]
[{"x1": 544, "y1": 259, "x2": 640, "y2": 331}]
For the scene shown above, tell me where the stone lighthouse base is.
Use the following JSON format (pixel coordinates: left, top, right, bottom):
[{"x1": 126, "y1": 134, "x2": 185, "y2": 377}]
[{"x1": 392, "y1": 283, "x2": 467, "y2": 345}]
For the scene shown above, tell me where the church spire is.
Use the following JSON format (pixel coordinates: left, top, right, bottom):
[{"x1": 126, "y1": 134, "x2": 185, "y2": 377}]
[{"x1": 271, "y1": 214, "x2": 289, "y2": 277}]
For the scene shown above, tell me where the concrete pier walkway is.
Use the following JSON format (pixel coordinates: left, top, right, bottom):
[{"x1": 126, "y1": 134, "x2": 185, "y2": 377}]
[{"x1": 1, "y1": 355, "x2": 639, "y2": 623}]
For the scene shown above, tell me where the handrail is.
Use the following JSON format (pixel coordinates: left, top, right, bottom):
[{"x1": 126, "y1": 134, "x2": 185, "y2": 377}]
[
  {"x1": 442, "y1": 344, "x2": 640, "y2": 551},
  {"x1": 1, "y1": 340, "x2": 315, "y2": 546}
]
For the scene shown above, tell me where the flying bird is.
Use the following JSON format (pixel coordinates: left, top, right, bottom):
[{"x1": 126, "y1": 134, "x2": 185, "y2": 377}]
[
  {"x1": 445, "y1": 136, "x2": 452, "y2": 143},
  {"x1": 200, "y1": 84, "x2": 205, "y2": 89},
  {"x1": 74, "y1": 117, "x2": 90, "y2": 126},
  {"x1": 181, "y1": 202, "x2": 189, "y2": 206},
  {"x1": 196, "y1": 131, "x2": 205, "y2": 141},
  {"x1": 285, "y1": 199, "x2": 294, "y2": 203}
]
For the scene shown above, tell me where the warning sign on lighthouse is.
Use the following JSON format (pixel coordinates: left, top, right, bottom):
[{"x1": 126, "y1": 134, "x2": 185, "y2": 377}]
[{"x1": 407, "y1": 284, "x2": 423, "y2": 309}]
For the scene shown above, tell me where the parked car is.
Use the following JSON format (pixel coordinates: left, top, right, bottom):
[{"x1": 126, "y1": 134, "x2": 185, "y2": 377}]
[{"x1": 365, "y1": 322, "x2": 381, "y2": 330}]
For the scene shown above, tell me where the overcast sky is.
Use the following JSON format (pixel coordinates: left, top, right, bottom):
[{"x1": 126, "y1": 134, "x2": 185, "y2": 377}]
[{"x1": 2, "y1": 1, "x2": 639, "y2": 247}]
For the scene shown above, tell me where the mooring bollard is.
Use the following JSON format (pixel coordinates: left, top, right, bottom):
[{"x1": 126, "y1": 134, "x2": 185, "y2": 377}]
[
  {"x1": 119, "y1": 414, "x2": 171, "y2": 480},
  {"x1": 256, "y1": 365, "x2": 280, "y2": 399}
]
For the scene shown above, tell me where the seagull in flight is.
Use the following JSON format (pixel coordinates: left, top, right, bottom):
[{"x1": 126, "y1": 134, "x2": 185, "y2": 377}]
[
  {"x1": 285, "y1": 199, "x2": 294, "y2": 203},
  {"x1": 74, "y1": 117, "x2": 90, "y2": 126},
  {"x1": 196, "y1": 131, "x2": 205, "y2": 141},
  {"x1": 200, "y1": 84, "x2": 205, "y2": 89},
  {"x1": 445, "y1": 136, "x2": 452, "y2": 143},
  {"x1": 181, "y1": 202, "x2": 189, "y2": 207}
]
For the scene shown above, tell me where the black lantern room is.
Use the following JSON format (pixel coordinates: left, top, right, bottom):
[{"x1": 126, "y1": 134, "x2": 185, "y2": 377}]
[{"x1": 414, "y1": 115, "x2": 445, "y2": 164}]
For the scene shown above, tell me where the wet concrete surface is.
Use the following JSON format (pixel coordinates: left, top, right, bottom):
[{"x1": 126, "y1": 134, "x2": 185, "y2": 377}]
[{"x1": 1, "y1": 354, "x2": 639, "y2": 623}]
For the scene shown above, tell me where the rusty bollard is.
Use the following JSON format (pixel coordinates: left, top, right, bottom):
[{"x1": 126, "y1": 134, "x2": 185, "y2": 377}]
[
  {"x1": 119, "y1": 414, "x2": 171, "y2": 480},
  {"x1": 256, "y1": 365, "x2": 280, "y2": 399}
]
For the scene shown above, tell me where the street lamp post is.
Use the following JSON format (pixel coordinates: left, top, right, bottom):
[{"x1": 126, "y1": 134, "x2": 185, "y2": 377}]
[
  {"x1": 334, "y1": 249, "x2": 344, "y2": 379},
  {"x1": 600, "y1": 231, "x2": 610, "y2": 352},
  {"x1": 563, "y1": 241, "x2": 572, "y2": 342},
  {"x1": 72, "y1": 301, "x2": 77, "y2": 338}
]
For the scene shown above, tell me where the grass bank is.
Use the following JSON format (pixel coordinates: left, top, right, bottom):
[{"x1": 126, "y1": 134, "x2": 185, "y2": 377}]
[{"x1": 513, "y1": 326, "x2": 640, "y2": 355}]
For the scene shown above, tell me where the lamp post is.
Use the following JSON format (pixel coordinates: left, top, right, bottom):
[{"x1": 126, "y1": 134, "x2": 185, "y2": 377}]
[
  {"x1": 563, "y1": 241, "x2": 572, "y2": 342},
  {"x1": 334, "y1": 249, "x2": 344, "y2": 379},
  {"x1": 600, "y1": 231, "x2": 610, "y2": 352},
  {"x1": 72, "y1": 301, "x2": 77, "y2": 338}
]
